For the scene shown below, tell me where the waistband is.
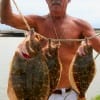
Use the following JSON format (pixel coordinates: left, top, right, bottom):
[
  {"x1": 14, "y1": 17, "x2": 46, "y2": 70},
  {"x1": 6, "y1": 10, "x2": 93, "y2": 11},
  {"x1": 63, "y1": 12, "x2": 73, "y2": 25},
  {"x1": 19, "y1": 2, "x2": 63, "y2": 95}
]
[{"x1": 52, "y1": 88, "x2": 71, "y2": 94}]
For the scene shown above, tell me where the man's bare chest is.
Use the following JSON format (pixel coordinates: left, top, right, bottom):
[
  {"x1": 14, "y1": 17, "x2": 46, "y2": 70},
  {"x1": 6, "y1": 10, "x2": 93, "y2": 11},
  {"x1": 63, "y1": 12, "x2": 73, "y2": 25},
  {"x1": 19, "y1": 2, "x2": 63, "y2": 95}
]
[
  {"x1": 38, "y1": 21, "x2": 82, "y2": 40},
  {"x1": 40, "y1": 26, "x2": 82, "y2": 39},
  {"x1": 37, "y1": 20, "x2": 83, "y2": 49}
]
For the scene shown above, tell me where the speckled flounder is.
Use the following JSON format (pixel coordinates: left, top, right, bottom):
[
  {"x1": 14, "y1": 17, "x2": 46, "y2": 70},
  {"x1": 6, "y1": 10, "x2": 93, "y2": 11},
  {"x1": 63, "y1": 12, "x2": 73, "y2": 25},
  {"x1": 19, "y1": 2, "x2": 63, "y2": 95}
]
[
  {"x1": 69, "y1": 45, "x2": 96, "y2": 100},
  {"x1": 7, "y1": 32, "x2": 50, "y2": 100},
  {"x1": 44, "y1": 40, "x2": 62, "y2": 94}
]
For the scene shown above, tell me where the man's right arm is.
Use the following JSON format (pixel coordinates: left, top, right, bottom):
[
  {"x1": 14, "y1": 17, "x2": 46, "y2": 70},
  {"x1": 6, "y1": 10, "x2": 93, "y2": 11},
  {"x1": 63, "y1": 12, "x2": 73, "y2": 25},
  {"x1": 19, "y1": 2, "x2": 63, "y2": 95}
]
[{"x1": 0, "y1": 0, "x2": 37, "y2": 30}]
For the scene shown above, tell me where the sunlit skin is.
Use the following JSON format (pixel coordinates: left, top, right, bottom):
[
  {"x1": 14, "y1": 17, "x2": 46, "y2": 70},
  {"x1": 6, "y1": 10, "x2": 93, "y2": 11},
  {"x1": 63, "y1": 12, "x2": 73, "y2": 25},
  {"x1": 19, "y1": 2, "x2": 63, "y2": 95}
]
[{"x1": 1, "y1": 0, "x2": 100, "y2": 89}]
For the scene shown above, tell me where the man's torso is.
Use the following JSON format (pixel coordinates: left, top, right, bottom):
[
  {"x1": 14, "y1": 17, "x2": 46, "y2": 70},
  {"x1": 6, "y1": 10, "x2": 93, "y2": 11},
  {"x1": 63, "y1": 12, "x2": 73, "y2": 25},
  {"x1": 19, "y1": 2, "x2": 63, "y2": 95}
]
[{"x1": 29, "y1": 15, "x2": 84, "y2": 88}]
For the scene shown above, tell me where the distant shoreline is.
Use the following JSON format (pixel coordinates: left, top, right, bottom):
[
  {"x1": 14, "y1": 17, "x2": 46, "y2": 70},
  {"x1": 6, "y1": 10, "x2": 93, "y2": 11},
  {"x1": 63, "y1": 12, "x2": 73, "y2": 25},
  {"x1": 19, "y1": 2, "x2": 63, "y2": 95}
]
[
  {"x1": 0, "y1": 29, "x2": 25, "y2": 37},
  {"x1": 0, "y1": 28, "x2": 100, "y2": 37},
  {"x1": 0, "y1": 28, "x2": 100, "y2": 33}
]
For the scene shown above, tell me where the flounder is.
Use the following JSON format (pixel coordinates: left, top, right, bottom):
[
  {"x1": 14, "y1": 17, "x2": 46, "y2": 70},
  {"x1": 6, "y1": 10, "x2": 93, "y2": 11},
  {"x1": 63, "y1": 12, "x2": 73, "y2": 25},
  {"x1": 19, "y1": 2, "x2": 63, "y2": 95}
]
[
  {"x1": 69, "y1": 45, "x2": 96, "y2": 100},
  {"x1": 44, "y1": 40, "x2": 62, "y2": 94},
  {"x1": 7, "y1": 31, "x2": 50, "y2": 100}
]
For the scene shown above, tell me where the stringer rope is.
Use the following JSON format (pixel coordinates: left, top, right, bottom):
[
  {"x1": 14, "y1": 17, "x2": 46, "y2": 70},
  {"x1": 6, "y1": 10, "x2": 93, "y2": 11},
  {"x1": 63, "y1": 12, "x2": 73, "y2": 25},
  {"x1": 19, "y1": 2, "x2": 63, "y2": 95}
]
[{"x1": 12, "y1": 0, "x2": 31, "y2": 32}]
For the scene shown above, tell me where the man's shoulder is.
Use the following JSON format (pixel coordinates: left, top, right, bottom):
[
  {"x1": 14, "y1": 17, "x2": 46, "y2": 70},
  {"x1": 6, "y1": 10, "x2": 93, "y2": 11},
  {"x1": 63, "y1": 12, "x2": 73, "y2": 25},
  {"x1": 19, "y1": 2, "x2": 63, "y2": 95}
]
[
  {"x1": 69, "y1": 16, "x2": 93, "y2": 30},
  {"x1": 69, "y1": 16, "x2": 87, "y2": 25}
]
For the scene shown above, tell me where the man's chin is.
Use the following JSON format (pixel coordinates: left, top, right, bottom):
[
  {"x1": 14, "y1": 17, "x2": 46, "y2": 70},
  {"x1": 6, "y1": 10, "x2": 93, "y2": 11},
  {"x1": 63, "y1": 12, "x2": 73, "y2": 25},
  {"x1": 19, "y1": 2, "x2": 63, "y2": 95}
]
[
  {"x1": 51, "y1": 7, "x2": 61, "y2": 13},
  {"x1": 50, "y1": 10, "x2": 62, "y2": 17}
]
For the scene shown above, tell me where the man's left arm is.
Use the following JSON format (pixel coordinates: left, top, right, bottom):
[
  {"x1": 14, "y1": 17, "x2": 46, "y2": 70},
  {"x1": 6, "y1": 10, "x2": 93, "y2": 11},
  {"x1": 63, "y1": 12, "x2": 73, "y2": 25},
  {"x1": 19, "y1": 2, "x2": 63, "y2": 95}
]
[
  {"x1": 83, "y1": 24, "x2": 100, "y2": 53},
  {"x1": 77, "y1": 19, "x2": 100, "y2": 55}
]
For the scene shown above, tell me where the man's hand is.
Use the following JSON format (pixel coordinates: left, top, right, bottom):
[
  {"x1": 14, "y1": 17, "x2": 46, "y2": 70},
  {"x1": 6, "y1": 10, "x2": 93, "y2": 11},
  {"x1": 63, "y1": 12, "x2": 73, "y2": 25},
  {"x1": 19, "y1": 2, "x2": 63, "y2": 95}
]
[
  {"x1": 77, "y1": 41, "x2": 91, "y2": 56},
  {"x1": 77, "y1": 44, "x2": 86, "y2": 56}
]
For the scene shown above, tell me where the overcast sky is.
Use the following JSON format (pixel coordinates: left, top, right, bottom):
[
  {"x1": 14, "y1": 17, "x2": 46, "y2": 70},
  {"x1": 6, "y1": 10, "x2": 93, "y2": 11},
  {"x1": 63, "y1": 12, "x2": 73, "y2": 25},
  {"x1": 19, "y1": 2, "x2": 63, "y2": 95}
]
[{"x1": 0, "y1": 0, "x2": 100, "y2": 29}]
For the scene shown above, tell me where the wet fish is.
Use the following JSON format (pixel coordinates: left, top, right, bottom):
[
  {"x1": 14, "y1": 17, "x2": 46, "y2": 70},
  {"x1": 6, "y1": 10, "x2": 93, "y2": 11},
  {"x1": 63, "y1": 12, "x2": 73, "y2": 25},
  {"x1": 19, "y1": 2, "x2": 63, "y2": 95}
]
[
  {"x1": 7, "y1": 32, "x2": 50, "y2": 100},
  {"x1": 69, "y1": 45, "x2": 96, "y2": 100},
  {"x1": 44, "y1": 40, "x2": 62, "y2": 94}
]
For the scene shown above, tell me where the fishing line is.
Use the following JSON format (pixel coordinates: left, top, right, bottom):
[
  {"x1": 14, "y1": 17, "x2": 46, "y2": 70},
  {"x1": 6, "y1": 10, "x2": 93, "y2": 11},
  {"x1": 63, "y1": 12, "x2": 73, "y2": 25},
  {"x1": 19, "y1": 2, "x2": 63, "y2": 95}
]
[{"x1": 11, "y1": 0, "x2": 31, "y2": 35}]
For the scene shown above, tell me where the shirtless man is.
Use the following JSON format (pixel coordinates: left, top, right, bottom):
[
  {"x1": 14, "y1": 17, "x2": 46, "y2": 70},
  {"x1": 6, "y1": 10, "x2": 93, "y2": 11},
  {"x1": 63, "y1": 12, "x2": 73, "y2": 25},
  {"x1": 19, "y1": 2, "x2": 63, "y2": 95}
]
[{"x1": 1, "y1": 0, "x2": 100, "y2": 100}]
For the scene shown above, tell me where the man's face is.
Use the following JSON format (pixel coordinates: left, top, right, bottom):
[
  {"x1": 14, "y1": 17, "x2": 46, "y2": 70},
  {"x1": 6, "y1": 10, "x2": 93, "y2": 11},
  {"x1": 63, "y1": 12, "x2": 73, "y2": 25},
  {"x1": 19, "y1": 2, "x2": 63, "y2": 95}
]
[{"x1": 46, "y1": 0, "x2": 70, "y2": 13}]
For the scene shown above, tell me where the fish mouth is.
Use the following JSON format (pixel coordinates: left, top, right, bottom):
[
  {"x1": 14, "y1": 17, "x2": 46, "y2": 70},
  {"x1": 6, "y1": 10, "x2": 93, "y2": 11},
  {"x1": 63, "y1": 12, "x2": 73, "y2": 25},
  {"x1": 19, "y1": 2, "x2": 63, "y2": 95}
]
[{"x1": 51, "y1": 0, "x2": 62, "y2": 6}]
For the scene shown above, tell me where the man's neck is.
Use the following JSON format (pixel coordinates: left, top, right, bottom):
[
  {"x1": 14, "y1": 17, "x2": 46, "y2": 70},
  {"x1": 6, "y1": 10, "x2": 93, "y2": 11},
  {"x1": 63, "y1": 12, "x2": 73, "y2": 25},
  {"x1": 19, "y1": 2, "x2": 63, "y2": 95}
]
[
  {"x1": 49, "y1": 6, "x2": 68, "y2": 19},
  {"x1": 48, "y1": 13, "x2": 67, "y2": 20}
]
